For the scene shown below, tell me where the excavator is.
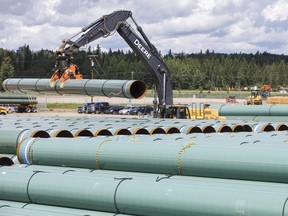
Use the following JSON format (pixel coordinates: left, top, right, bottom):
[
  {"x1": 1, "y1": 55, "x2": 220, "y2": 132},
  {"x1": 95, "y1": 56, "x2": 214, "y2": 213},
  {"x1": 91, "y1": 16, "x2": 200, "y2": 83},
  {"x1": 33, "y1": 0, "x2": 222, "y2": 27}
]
[
  {"x1": 50, "y1": 10, "x2": 172, "y2": 115},
  {"x1": 50, "y1": 10, "x2": 223, "y2": 120}
]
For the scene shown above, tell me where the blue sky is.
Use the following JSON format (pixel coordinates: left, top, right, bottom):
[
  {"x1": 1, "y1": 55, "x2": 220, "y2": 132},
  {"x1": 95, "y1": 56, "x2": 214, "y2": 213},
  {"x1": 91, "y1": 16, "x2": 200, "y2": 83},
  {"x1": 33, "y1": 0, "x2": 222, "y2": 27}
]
[{"x1": 1, "y1": 0, "x2": 288, "y2": 54}]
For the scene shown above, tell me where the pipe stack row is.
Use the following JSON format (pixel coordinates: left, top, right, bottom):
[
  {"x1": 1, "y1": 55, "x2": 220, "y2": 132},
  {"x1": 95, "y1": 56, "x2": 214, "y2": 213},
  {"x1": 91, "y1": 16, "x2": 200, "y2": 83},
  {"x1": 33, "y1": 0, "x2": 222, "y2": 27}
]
[
  {"x1": 2, "y1": 165, "x2": 288, "y2": 216},
  {"x1": 2, "y1": 115, "x2": 288, "y2": 215},
  {"x1": 0, "y1": 94, "x2": 37, "y2": 105}
]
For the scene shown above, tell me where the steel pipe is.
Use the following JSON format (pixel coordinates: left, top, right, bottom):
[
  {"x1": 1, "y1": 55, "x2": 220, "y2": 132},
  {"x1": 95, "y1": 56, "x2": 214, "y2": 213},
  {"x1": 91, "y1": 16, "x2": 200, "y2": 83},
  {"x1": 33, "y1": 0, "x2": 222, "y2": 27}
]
[
  {"x1": 2, "y1": 78, "x2": 147, "y2": 99},
  {"x1": 2, "y1": 167, "x2": 288, "y2": 215},
  {"x1": 0, "y1": 200, "x2": 130, "y2": 216},
  {"x1": 16, "y1": 137, "x2": 288, "y2": 183},
  {"x1": 0, "y1": 129, "x2": 50, "y2": 154}
]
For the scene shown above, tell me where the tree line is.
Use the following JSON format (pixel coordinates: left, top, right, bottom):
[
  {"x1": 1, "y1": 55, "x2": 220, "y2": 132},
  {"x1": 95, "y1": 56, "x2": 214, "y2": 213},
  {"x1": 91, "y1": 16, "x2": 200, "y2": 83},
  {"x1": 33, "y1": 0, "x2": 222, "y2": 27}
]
[{"x1": 1, "y1": 44, "x2": 288, "y2": 91}]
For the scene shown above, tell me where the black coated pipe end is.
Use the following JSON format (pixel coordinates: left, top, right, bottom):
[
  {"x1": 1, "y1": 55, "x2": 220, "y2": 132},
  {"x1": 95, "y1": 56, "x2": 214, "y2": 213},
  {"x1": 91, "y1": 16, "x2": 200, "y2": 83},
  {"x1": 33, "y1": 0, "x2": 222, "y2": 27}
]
[
  {"x1": 150, "y1": 127, "x2": 166, "y2": 135},
  {"x1": 166, "y1": 127, "x2": 181, "y2": 134},
  {"x1": 75, "y1": 130, "x2": 94, "y2": 137},
  {"x1": 263, "y1": 125, "x2": 275, "y2": 132},
  {"x1": 134, "y1": 128, "x2": 150, "y2": 135},
  {"x1": 129, "y1": 80, "x2": 147, "y2": 99},
  {"x1": 55, "y1": 130, "x2": 73, "y2": 138},
  {"x1": 115, "y1": 129, "x2": 132, "y2": 135},
  {"x1": 232, "y1": 125, "x2": 245, "y2": 132},
  {"x1": 202, "y1": 126, "x2": 216, "y2": 133},
  {"x1": 0, "y1": 157, "x2": 14, "y2": 166},
  {"x1": 186, "y1": 127, "x2": 202, "y2": 134},
  {"x1": 276, "y1": 124, "x2": 288, "y2": 131},
  {"x1": 243, "y1": 124, "x2": 252, "y2": 132},
  {"x1": 32, "y1": 130, "x2": 50, "y2": 138},
  {"x1": 95, "y1": 129, "x2": 113, "y2": 136}
]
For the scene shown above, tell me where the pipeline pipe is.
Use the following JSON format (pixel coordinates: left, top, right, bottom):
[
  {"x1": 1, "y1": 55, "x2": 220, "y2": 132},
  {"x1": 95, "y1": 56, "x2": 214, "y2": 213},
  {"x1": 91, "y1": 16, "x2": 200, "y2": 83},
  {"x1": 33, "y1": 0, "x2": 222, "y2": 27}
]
[
  {"x1": 2, "y1": 78, "x2": 147, "y2": 99},
  {"x1": 16, "y1": 137, "x2": 288, "y2": 183},
  {"x1": 0, "y1": 98, "x2": 38, "y2": 105},
  {"x1": 211, "y1": 104, "x2": 288, "y2": 116},
  {"x1": 2, "y1": 167, "x2": 288, "y2": 216},
  {"x1": 0, "y1": 129, "x2": 50, "y2": 154},
  {"x1": 0, "y1": 200, "x2": 130, "y2": 216}
]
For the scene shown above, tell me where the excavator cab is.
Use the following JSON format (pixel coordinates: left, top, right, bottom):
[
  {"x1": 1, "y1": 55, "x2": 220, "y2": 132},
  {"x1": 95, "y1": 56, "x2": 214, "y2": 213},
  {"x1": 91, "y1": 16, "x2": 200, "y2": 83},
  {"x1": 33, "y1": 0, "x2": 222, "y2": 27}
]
[{"x1": 50, "y1": 55, "x2": 83, "y2": 88}]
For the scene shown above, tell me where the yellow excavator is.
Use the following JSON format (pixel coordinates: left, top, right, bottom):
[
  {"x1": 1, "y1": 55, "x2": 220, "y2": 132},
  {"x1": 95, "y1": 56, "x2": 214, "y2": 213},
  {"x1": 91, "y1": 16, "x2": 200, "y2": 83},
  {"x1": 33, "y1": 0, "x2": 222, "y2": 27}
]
[{"x1": 245, "y1": 90, "x2": 263, "y2": 105}]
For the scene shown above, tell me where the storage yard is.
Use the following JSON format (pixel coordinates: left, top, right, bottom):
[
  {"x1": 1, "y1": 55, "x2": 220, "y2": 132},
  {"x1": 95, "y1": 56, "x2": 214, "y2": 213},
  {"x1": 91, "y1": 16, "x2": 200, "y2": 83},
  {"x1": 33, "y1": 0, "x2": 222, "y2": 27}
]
[
  {"x1": 2, "y1": 8, "x2": 288, "y2": 216},
  {"x1": 2, "y1": 102, "x2": 288, "y2": 215}
]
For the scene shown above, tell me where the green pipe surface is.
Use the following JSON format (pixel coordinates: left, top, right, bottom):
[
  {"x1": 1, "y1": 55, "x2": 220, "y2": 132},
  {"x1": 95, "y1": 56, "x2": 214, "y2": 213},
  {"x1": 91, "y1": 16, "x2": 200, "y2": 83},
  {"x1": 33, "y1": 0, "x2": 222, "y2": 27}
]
[
  {"x1": 0, "y1": 129, "x2": 50, "y2": 154},
  {"x1": 212, "y1": 104, "x2": 288, "y2": 116},
  {"x1": 0, "y1": 200, "x2": 131, "y2": 216},
  {"x1": 2, "y1": 167, "x2": 288, "y2": 216},
  {"x1": 16, "y1": 137, "x2": 288, "y2": 183},
  {"x1": 2, "y1": 78, "x2": 147, "y2": 99}
]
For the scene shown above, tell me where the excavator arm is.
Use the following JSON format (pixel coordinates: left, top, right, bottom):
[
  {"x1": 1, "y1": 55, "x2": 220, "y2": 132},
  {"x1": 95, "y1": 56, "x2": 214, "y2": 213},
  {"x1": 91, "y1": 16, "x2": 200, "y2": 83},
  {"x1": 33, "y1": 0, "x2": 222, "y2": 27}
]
[{"x1": 52, "y1": 10, "x2": 173, "y2": 107}]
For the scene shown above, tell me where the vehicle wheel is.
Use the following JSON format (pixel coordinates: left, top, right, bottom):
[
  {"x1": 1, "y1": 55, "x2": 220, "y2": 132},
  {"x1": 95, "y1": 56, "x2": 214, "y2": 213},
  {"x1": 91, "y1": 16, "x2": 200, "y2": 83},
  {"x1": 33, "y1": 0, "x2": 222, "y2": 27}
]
[
  {"x1": 26, "y1": 108, "x2": 31, "y2": 113},
  {"x1": 137, "y1": 111, "x2": 142, "y2": 115},
  {"x1": 113, "y1": 111, "x2": 117, "y2": 114},
  {"x1": 95, "y1": 110, "x2": 99, "y2": 114}
]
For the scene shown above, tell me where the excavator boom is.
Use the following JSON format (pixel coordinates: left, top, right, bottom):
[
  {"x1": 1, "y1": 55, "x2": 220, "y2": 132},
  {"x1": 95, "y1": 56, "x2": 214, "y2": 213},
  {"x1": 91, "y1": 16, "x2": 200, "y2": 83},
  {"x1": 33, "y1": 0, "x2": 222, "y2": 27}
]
[{"x1": 51, "y1": 10, "x2": 173, "y2": 107}]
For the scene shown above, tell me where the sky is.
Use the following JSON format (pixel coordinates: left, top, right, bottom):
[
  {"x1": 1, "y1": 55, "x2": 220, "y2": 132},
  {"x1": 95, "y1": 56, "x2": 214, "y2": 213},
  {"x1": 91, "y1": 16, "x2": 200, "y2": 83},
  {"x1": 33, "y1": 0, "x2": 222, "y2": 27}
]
[{"x1": 1, "y1": 0, "x2": 288, "y2": 55}]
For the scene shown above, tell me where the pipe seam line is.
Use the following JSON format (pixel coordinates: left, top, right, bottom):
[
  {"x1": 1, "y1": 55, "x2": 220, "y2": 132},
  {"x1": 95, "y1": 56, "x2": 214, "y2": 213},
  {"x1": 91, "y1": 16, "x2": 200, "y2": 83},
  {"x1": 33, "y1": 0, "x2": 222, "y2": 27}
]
[
  {"x1": 268, "y1": 104, "x2": 275, "y2": 116},
  {"x1": 28, "y1": 138, "x2": 37, "y2": 164},
  {"x1": 121, "y1": 80, "x2": 130, "y2": 99},
  {"x1": 113, "y1": 177, "x2": 133, "y2": 214},
  {"x1": 177, "y1": 142, "x2": 195, "y2": 175},
  {"x1": 54, "y1": 80, "x2": 62, "y2": 96},
  {"x1": 26, "y1": 171, "x2": 46, "y2": 203},
  {"x1": 95, "y1": 139, "x2": 113, "y2": 169},
  {"x1": 101, "y1": 80, "x2": 110, "y2": 97},
  {"x1": 282, "y1": 196, "x2": 288, "y2": 215},
  {"x1": 83, "y1": 79, "x2": 93, "y2": 97},
  {"x1": 34, "y1": 79, "x2": 42, "y2": 94},
  {"x1": 17, "y1": 79, "x2": 24, "y2": 93},
  {"x1": 16, "y1": 129, "x2": 31, "y2": 151}
]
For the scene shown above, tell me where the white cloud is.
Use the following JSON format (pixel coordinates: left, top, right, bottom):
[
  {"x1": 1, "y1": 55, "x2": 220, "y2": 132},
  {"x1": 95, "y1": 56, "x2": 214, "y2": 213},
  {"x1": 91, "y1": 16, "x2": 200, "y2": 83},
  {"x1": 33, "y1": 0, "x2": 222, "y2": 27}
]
[
  {"x1": 0, "y1": 0, "x2": 287, "y2": 54},
  {"x1": 262, "y1": 0, "x2": 288, "y2": 21}
]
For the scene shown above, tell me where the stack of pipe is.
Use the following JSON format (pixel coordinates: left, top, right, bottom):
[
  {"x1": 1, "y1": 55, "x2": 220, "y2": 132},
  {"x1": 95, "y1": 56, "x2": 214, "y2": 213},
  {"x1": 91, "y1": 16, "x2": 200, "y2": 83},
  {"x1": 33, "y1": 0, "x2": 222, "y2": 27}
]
[
  {"x1": 0, "y1": 94, "x2": 37, "y2": 105},
  {"x1": 2, "y1": 114, "x2": 288, "y2": 214}
]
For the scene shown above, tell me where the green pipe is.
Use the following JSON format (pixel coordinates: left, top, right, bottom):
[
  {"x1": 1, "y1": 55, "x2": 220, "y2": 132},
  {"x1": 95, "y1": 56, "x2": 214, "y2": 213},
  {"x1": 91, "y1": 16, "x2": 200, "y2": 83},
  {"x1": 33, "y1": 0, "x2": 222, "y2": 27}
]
[
  {"x1": 2, "y1": 167, "x2": 288, "y2": 215},
  {"x1": 0, "y1": 200, "x2": 131, "y2": 216},
  {"x1": 16, "y1": 137, "x2": 288, "y2": 183},
  {"x1": 212, "y1": 104, "x2": 288, "y2": 116},
  {"x1": 0, "y1": 94, "x2": 36, "y2": 99},
  {"x1": 0, "y1": 98, "x2": 37, "y2": 105},
  {"x1": 0, "y1": 206, "x2": 78, "y2": 216},
  {"x1": 0, "y1": 129, "x2": 50, "y2": 154},
  {"x1": 2, "y1": 78, "x2": 147, "y2": 99}
]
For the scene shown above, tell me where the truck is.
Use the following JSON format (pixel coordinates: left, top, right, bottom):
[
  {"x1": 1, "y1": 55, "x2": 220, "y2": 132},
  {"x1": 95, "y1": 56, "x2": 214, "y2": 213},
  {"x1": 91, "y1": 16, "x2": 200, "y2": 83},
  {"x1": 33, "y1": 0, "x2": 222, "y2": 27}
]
[
  {"x1": 51, "y1": 10, "x2": 222, "y2": 120},
  {"x1": 0, "y1": 95, "x2": 38, "y2": 113}
]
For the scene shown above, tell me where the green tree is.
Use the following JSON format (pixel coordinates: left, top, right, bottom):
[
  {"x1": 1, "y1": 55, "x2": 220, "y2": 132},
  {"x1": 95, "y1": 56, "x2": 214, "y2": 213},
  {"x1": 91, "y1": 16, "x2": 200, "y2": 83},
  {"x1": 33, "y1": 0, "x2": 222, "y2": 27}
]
[{"x1": 0, "y1": 56, "x2": 14, "y2": 82}]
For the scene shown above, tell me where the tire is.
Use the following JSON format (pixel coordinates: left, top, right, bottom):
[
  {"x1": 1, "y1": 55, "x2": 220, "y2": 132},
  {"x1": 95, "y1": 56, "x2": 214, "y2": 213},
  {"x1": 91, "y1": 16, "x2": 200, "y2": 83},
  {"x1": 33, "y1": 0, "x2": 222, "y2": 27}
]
[{"x1": 26, "y1": 108, "x2": 31, "y2": 113}]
